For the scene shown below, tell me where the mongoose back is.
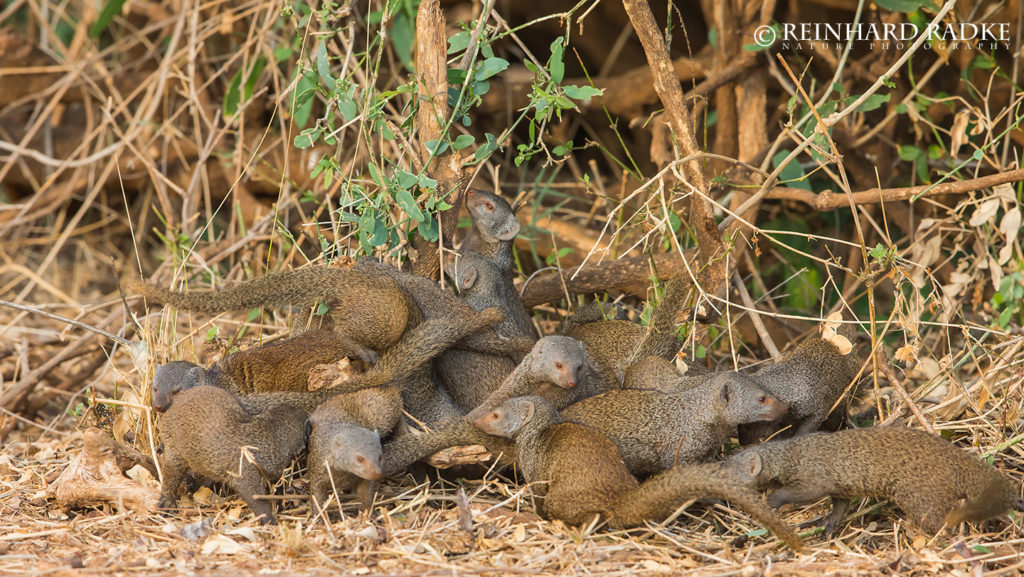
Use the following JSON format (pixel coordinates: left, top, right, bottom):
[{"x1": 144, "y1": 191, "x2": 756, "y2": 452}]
[
  {"x1": 473, "y1": 396, "x2": 802, "y2": 549},
  {"x1": 466, "y1": 335, "x2": 618, "y2": 420},
  {"x1": 157, "y1": 385, "x2": 308, "y2": 524},
  {"x1": 155, "y1": 308, "x2": 506, "y2": 420},
  {"x1": 151, "y1": 330, "x2": 361, "y2": 412},
  {"x1": 558, "y1": 300, "x2": 628, "y2": 335},
  {"x1": 129, "y1": 266, "x2": 417, "y2": 363},
  {"x1": 740, "y1": 337, "x2": 862, "y2": 443},
  {"x1": 721, "y1": 426, "x2": 1024, "y2": 535},
  {"x1": 561, "y1": 372, "x2": 787, "y2": 475},
  {"x1": 566, "y1": 274, "x2": 689, "y2": 377}
]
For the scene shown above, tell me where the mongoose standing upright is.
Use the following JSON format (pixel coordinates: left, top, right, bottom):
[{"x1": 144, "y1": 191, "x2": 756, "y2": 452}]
[
  {"x1": 739, "y1": 337, "x2": 862, "y2": 443},
  {"x1": 157, "y1": 385, "x2": 309, "y2": 524},
  {"x1": 561, "y1": 372, "x2": 787, "y2": 475},
  {"x1": 466, "y1": 335, "x2": 618, "y2": 420},
  {"x1": 460, "y1": 189, "x2": 520, "y2": 275},
  {"x1": 473, "y1": 396, "x2": 803, "y2": 549},
  {"x1": 129, "y1": 266, "x2": 418, "y2": 363},
  {"x1": 720, "y1": 426, "x2": 1024, "y2": 535},
  {"x1": 151, "y1": 329, "x2": 362, "y2": 411}
]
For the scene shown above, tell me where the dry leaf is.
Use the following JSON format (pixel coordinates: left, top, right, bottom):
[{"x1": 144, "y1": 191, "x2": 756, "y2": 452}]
[
  {"x1": 308, "y1": 358, "x2": 357, "y2": 391},
  {"x1": 969, "y1": 198, "x2": 999, "y2": 227},
  {"x1": 894, "y1": 344, "x2": 919, "y2": 366},
  {"x1": 200, "y1": 534, "x2": 247, "y2": 556},
  {"x1": 821, "y1": 312, "x2": 853, "y2": 354},
  {"x1": 192, "y1": 486, "x2": 214, "y2": 505},
  {"x1": 47, "y1": 428, "x2": 159, "y2": 512},
  {"x1": 949, "y1": 109, "x2": 970, "y2": 159}
]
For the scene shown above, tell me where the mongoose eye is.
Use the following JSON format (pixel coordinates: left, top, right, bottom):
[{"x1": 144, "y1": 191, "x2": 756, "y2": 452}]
[
  {"x1": 554, "y1": 362, "x2": 564, "y2": 370},
  {"x1": 356, "y1": 455, "x2": 366, "y2": 463},
  {"x1": 758, "y1": 396, "x2": 767, "y2": 403},
  {"x1": 484, "y1": 201, "x2": 494, "y2": 210}
]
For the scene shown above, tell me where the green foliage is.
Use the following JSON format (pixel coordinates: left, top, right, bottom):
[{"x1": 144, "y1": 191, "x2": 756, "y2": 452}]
[
  {"x1": 90, "y1": 0, "x2": 127, "y2": 37},
  {"x1": 990, "y1": 271, "x2": 1024, "y2": 329}
]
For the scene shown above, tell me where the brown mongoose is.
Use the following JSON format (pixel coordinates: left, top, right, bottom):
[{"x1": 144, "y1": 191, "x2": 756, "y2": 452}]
[
  {"x1": 621, "y1": 355, "x2": 711, "y2": 390},
  {"x1": 466, "y1": 335, "x2": 619, "y2": 420},
  {"x1": 355, "y1": 258, "x2": 531, "y2": 413},
  {"x1": 565, "y1": 274, "x2": 690, "y2": 378},
  {"x1": 155, "y1": 308, "x2": 506, "y2": 420},
  {"x1": 307, "y1": 383, "x2": 404, "y2": 512},
  {"x1": 720, "y1": 426, "x2": 1024, "y2": 536},
  {"x1": 739, "y1": 337, "x2": 862, "y2": 444},
  {"x1": 355, "y1": 258, "x2": 535, "y2": 356},
  {"x1": 472, "y1": 396, "x2": 803, "y2": 549},
  {"x1": 128, "y1": 267, "x2": 418, "y2": 363},
  {"x1": 157, "y1": 385, "x2": 309, "y2": 524},
  {"x1": 561, "y1": 372, "x2": 787, "y2": 475},
  {"x1": 460, "y1": 188, "x2": 520, "y2": 274},
  {"x1": 557, "y1": 300, "x2": 628, "y2": 335},
  {"x1": 444, "y1": 250, "x2": 535, "y2": 339},
  {"x1": 150, "y1": 329, "x2": 362, "y2": 412}
]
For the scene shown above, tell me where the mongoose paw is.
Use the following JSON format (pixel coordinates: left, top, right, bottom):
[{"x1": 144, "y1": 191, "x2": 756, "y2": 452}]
[
  {"x1": 357, "y1": 348, "x2": 379, "y2": 365},
  {"x1": 156, "y1": 496, "x2": 177, "y2": 511}
]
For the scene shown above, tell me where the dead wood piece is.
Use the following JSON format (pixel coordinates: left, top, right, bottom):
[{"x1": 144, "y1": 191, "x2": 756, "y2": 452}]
[
  {"x1": 47, "y1": 428, "x2": 159, "y2": 512},
  {"x1": 308, "y1": 358, "x2": 359, "y2": 391},
  {"x1": 425, "y1": 445, "x2": 492, "y2": 468}
]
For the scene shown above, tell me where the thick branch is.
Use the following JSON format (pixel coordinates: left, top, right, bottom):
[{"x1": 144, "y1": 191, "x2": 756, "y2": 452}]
[
  {"x1": 411, "y1": 0, "x2": 468, "y2": 280},
  {"x1": 767, "y1": 168, "x2": 1024, "y2": 211},
  {"x1": 521, "y1": 250, "x2": 696, "y2": 308}
]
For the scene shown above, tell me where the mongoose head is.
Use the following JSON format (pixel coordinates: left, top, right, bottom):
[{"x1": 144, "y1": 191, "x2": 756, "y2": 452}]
[
  {"x1": 321, "y1": 422, "x2": 384, "y2": 481},
  {"x1": 473, "y1": 395, "x2": 558, "y2": 438},
  {"x1": 530, "y1": 336, "x2": 586, "y2": 388},
  {"x1": 444, "y1": 252, "x2": 483, "y2": 293},
  {"x1": 718, "y1": 447, "x2": 771, "y2": 490},
  {"x1": 711, "y1": 372, "x2": 788, "y2": 424},
  {"x1": 466, "y1": 189, "x2": 520, "y2": 241},
  {"x1": 152, "y1": 361, "x2": 208, "y2": 412}
]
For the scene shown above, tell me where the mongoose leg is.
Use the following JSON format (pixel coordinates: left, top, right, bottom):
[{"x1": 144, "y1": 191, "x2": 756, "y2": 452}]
[
  {"x1": 820, "y1": 498, "x2": 851, "y2": 536},
  {"x1": 157, "y1": 449, "x2": 187, "y2": 511},
  {"x1": 766, "y1": 484, "x2": 829, "y2": 509},
  {"x1": 229, "y1": 473, "x2": 275, "y2": 525}
]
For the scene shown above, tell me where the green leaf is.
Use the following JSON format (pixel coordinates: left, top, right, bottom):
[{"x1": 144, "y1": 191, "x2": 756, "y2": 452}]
[
  {"x1": 418, "y1": 175, "x2": 438, "y2": 190},
  {"x1": 367, "y1": 163, "x2": 384, "y2": 187},
  {"x1": 316, "y1": 302, "x2": 330, "y2": 316},
  {"x1": 549, "y1": 37, "x2": 565, "y2": 83},
  {"x1": 874, "y1": 0, "x2": 930, "y2": 12},
  {"x1": 90, "y1": 0, "x2": 128, "y2": 37},
  {"x1": 447, "y1": 30, "x2": 470, "y2": 54},
  {"x1": 898, "y1": 145, "x2": 923, "y2": 161},
  {"x1": 425, "y1": 139, "x2": 449, "y2": 156},
  {"x1": 395, "y1": 188, "x2": 425, "y2": 222},
  {"x1": 453, "y1": 134, "x2": 475, "y2": 150},
  {"x1": 370, "y1": 217, "x2": 388, "y2": 246},
  {"x1": 396, "y1": 170, "x2": 418, "y2": 190},
  {"x1": 390, "y1": 11, "x2": 415, "y2": 70},
  {"x1": 418, "y1": 212, "x2": 439, "y2": 242},
  {"x1": 205, "y1": 327, "x2": 219, "y2": 341},
  {"x1": 850, "y1": 93, "x2": 890, "y2": 113},
  {"x1": 448, "y1": 68, "x2": 468, "y2": 84},
  {"x1": 315, "y1": 43, "x2": 334, "y2": 87},
  {"x1": 772, "y1": 149, "x2": 811, "y2": 191},
  {"x1": 291, "y1": 73, "x2": 316, "y2": 127},
  {"x1": 475, "y1": 57, "x2": 509, "y2": 81},
  {"x1": 563, "y1": 85, "x2": 603, "y2": 101},
  {"x1": 293, "y1": 127, "x2": 321, "y2": 149},
  {"x1": 337, "y1": 91, "x2": 358, "y2": 122}
]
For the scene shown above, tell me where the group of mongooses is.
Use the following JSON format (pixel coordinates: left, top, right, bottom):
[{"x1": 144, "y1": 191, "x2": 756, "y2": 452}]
[{"x1": 135, "y1": 189, "x2": 1022, "y2": 546}]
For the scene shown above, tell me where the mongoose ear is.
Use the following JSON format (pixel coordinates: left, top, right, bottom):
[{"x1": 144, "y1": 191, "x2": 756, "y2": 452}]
[
  {"x1": 716, "y1": 382, "x2": 732, "y2": 408},
  {"x1": 495, "y1": 216, "x2": 522, "y2": 241},
  {"x1": 186, "y1": 365, "x2": 206, "y2": 386},
  {"x1": 733, "y1": 451, "x2": 762, "y2": 478},
  {"x1": 517, "y1": 399, "x2": 536, "y2": 425},
  {"x1": 462, "y1": 266, "x2": 478, "y2": 290}
]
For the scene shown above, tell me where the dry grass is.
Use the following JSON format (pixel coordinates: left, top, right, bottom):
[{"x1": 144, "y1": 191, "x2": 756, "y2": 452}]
[{"x1": 3, "y1": 0, "x2": 1024, "y2": 574}]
